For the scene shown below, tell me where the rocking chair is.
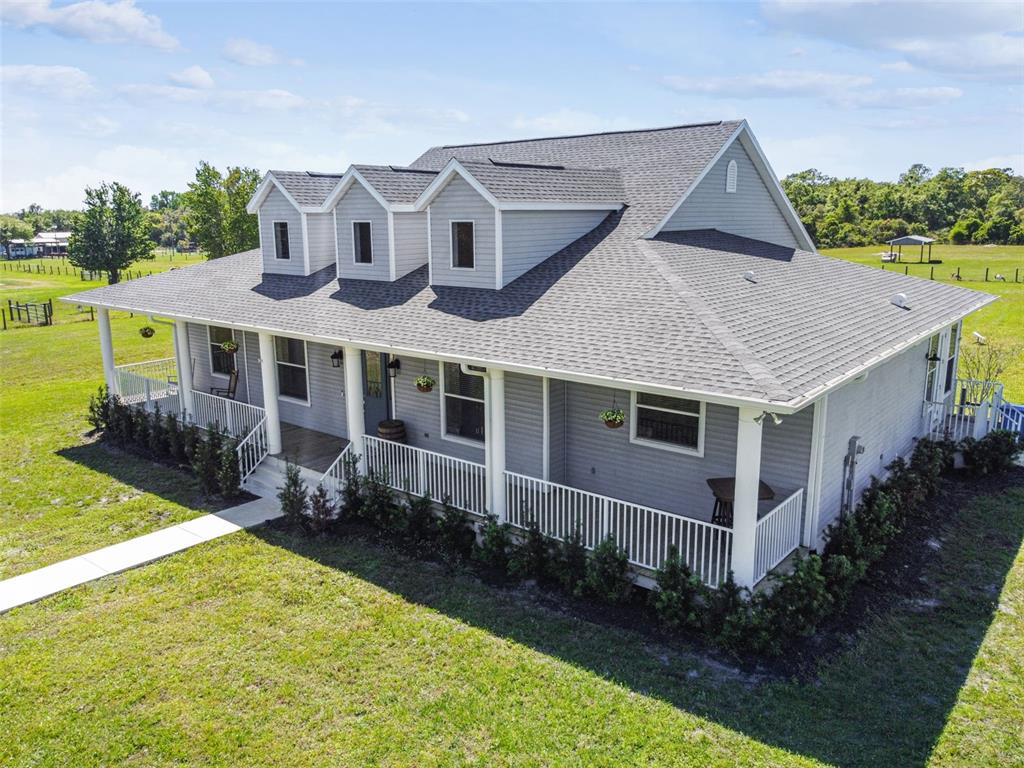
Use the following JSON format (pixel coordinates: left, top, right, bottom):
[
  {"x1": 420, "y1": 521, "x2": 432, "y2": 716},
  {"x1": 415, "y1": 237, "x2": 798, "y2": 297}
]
[{"x1": 211, "y1": 369, "x2": 238, "y2": 400}]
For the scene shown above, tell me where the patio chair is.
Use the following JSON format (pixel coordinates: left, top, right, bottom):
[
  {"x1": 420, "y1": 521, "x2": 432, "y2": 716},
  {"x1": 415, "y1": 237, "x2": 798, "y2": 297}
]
[{"x1": 211, "y1": 369, "x2": 238, "y2": 399}]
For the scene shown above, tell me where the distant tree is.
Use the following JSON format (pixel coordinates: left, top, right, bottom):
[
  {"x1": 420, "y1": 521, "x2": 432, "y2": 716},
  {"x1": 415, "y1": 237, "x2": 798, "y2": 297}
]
[
  {"x1": 68, "y1": 182, "x2": 154, "y2": 284},
  {"x1": 949, "y1": 217, "x2": 982, "y2": 245},
  {"x1": 182, "y1": 162, "x2": 260, "y2": 259},
  {"x1": 0, "y1": 215, "x2": 34, "y2": 258},
  {"x1": 149, "y1": 190, "x2": 182, "y2": 211}
]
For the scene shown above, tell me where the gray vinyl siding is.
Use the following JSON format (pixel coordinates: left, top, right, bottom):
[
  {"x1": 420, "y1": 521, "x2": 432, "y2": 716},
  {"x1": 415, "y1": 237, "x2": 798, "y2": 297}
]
[
  {"x1": 760, "y1": 402, "x2": 815, "y2": 532},
  {"x1": 817, "y1": 341, "x2": 930, "y2": 541},
  {"x1": 428, "y1": 176, "x2": 496, "y2": 289},
  {"x1": 505, "y1": 372, "x2": 544, "y2": 477},
  {"x1": 663, "y1": 140, "x2": 800, "y2": 249},
  {"x1": 500, "y1": 210, "x2": 609, "y2": 286},
  {"x1": 306, "y1": 212, "x2": 335, "y2": 273},
  {"x1": 259, "y1": 187, "x2": 304, "y2": 276},
  {"x1": 393, "y1": 211, "x2": 429, "y2": 279},
  {"x1": 240, "y1": 331, "x2": 348, "y2": 438},
  {"x1": 336, "y1": 182, "x2": 390, "y2": 281},
  {"x1": 185, "y1": 322, "x2": 250, "y2": 403},
  {"x1": 548, "y1": 379, "x2": 567, "y2": 483}
]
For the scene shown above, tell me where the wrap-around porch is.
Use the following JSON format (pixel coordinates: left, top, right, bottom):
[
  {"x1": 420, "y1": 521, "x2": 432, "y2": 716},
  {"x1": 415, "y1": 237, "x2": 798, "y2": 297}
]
[{"x1": 98, "y1": 310, "x2": 807, "y2": 589}]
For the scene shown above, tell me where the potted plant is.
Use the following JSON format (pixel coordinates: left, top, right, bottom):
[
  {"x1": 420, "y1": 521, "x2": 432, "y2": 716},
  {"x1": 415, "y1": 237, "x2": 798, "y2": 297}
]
[
  {"x1": 139, "y1": 326, "x2": 155, "y2": 338},
  {"x1": 599, "y1": 408, "x2": 625, "y2": 429},
  {"x1": 220, "y1": 339, "x2": 239, "y2": 355},
  {"x1": 415, "y1": 375, "x2": 436, "y2": 393}
]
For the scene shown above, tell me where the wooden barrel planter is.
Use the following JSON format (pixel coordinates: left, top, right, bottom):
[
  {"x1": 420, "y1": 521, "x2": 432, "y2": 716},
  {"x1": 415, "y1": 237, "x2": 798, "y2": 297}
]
[{"x1": 378, "y1": 419, "x2": 407, "y2": 443}]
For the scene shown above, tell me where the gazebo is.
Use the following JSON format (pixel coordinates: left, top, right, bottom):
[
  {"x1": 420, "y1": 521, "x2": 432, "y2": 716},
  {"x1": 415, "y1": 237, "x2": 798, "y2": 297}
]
[{"x1": 887, "y1": 234, "x2": 935, "y2": 263}]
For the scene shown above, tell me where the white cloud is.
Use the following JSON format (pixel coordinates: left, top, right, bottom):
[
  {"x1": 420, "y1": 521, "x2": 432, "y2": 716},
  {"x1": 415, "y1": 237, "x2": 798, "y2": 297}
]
[
  {"x1": 663, "y1": 70, "x2": 961, "y2": 109},
  {"x1": 880, "y1": 61, "x2": 914, "y2": 73},
  {"x1": 118, "y1": 83, "x2": 308, "y2": 111},
  {"x1": 0, "y1": 0, "x2": 178, "y2": 51},
  {"x1": 223, "y1": 37, "x2": 280, "y2": 66},
  {"x1": 169, "y1": 65, "x2": 214, "y2": 90},
  {"x1": 761, "y1": 1, "x2": 1023, "y2": 77},
  {"x1": 0, "y1": 64, "x2": 94, "y2": 99},
  {"x1": 512, "y1": 108, "x2": 642, "y2": 136},
  {"x1": 77, "y1": 115, "x2": 119, "y2": 137}
]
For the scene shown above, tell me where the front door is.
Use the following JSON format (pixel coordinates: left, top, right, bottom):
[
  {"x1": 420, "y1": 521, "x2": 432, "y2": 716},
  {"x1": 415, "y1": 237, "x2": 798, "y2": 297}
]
[{"x1": 362, "y1": 350, "x2": 390, "y2": 430}]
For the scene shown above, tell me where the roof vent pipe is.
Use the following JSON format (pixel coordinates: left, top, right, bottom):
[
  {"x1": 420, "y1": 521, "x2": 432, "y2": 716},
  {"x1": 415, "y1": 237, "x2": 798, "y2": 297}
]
[{"x1": 890, "y1": 292, "x2": 909, "y2": 309}]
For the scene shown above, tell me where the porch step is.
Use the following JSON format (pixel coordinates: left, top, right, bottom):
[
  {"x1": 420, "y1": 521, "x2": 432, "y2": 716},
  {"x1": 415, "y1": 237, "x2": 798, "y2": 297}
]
[{"x1": 243, "y1": 456, "x2": 325, "y2": 499}]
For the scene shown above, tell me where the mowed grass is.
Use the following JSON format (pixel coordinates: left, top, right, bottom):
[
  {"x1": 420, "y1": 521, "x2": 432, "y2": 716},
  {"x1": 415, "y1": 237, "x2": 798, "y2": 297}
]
[
  {"x1": 0, "y1": 252, "x2": 218, "y2": 579},
  {"x1": 823, "y1": 244, "x2": 1024, "y2": 400},
  {"x1": 0, "y1": 481, "x2": 1022, "y2": 766}
]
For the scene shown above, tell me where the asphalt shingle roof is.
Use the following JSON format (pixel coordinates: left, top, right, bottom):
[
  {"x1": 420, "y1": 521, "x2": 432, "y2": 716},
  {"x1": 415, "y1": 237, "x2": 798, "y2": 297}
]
[
  {"x1": 67, "y1": 122, "x2": 996, "y2": 406},
  {"x1": 269, "y1": 170, "x2": 343, "y2": 208},
  {"x1": 352, "y1": 165, "x2": 438, "y2": 204},
  {"x1": 454, "y1": 160, "x2": 624, "y2": 204}
]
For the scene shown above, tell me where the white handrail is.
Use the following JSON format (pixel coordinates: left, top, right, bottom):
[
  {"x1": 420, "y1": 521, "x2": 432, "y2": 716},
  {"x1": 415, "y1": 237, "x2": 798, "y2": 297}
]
[
  {"x1": 505, "y1": 470, "x2": 733, "y2": 587},
  {"x1": 925, "y1": 377, "x2": 1006, "y2": 442},
  {"x1": 188, "y1": 390, "x2": 264, "y2": 439},
  {"x1": 363, "y1": 435, "x2": 487, "y2": 515},
  {"x1": 754, "y1": 488, "x2": 804, "y2": 584},
  {"x1": 318, "y1": 443, "x2": 354, "y2": 502},
  {"x1": 235, "y1": 416, "x2": 269, "y2": 482}
]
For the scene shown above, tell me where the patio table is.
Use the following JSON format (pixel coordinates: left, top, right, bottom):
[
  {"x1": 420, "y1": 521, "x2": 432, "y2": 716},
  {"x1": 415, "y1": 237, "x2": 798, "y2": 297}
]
[{"x1": 706, "y1": 477, "x2": 775, "y2": 527}]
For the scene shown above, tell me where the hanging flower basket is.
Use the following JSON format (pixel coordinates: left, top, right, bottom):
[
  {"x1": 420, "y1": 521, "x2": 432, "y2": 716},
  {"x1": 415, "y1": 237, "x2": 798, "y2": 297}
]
[
  {"x1": 600, "y1": 408, "x2": 625, "y2": 429},
  {"x1": 220, "y1": 339, "x2": 239, "y2": 355},
  {"x1": 139, "y1": 326, "x2": 155, "y2": 338},
  {"x1": 415, "y1": 375, "x2": 436, "y2": 393}
]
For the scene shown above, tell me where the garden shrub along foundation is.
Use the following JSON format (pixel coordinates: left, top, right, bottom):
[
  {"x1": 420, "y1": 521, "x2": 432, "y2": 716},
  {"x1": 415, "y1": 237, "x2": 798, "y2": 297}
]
[{"x1": 272, "y1": 431, "x2": 1021, "y2": 660}]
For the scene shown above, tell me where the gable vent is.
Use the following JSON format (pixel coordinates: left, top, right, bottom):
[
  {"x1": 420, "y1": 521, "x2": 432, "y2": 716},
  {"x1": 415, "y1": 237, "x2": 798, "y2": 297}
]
[{"x1": 725, "y1": 159, "x2": 738, "y2": 193}]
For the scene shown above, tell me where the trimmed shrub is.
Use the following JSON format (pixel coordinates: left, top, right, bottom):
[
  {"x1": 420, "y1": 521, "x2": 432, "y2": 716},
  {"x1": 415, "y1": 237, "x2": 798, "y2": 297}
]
[
  {"x1": 87, "y1": 385, "x2": 111, "y2": 431},
  {"x1": 361, "y1": 472, "x2": 399, "y2": 531},
  {"x1": 758, "y1": 554, "x2": 834, "y2": 644},
  {"x1": 182, "y1": 423, "x2": 202, "y2": 464},
  {"x1": 703, "y1": 573, "x2": 752, "y2": 652},
  {"x1": 821, "y1": 553, "x2": 861, "y2": 610},
  {"x1": 217, "y1": 438, "x2": 242, "y2": 499},
  {"x1": 165, "y1": 412, "x2": 185, "y2": 465},
  {"x1": 277, "y1": 462, "x2": 308, "y2": 525},
  {"x1": 509, "y1": 520, "x2": 553, "y2": 582},
  {"x1": 147, "y1": 405, "x2": 167, "y2": 459},
  {"x1": 474, "y1": 514, "x2": 514, "y2": 576},
  {"x1": 190, "y1": 430, "x2": 221, "y2": 496},
  {"x1": 404, "y1": 491, "x2": 437, "y2": 553},
  {"x1": 436, "y1": 497, "x2": 475, "y2": 563},
  {"x1": 961, "y1": 430, "x2": 1020, "y2": 475},
  {"x1": 308, "y1": 483, "x2": 335, "y2": 535},
  {"x1": 552, "y1": 527, "x2": 588, "y2": 596},
  {"x1": 132, "y1": 408, "x2": 151, "y2": 452},
  {"x1": 339, "y1": 453, "x2": 363, "y2": 520},
  {"x1": 584, "y1": 536, "x2": 633, "y2": 604},
  {"x1": 651, "y1": 546, "x2": 704, "y2": 630}
]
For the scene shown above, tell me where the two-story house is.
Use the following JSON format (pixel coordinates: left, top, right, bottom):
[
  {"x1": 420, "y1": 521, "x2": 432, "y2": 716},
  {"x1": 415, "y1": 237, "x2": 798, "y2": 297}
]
[{"x1": 65, "y1": 120, "x2": 1001, "y2": 589}]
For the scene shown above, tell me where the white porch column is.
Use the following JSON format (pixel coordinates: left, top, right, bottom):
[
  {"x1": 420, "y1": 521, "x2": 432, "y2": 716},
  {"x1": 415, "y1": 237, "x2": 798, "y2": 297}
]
[
  {"x1": 173, "y1": 319, "x2": 195, "y2": 419},
  {"x1": 731, "y1": 406, "x2": 764, "y2": 588},
  {"x1": 488, "y1": 367, "x2": 507, "y2": 522},
  {"x1": 257, "y1": 332, "x2": 283, "y2": 455},
  {"x1": 343, "y1": 345, "x2": 365, "y2": 471},
  {"x1": 97, "y1": 307, "x2": 116, "y2": 394}
]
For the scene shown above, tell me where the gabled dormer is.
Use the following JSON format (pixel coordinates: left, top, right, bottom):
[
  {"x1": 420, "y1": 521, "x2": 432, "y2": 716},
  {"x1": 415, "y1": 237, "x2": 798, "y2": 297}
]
[
  {"x1": 322, "y1": 165, "x2": 436, "y2": 282},
  {"x1": 247, "y1": 171, "x2": 342, "y2": 276},
  {"x1": 646, "y1": 121, "x2": 815, "y2": 251},
  {"x1": 414, "y1": 158, "x2": 624, "y2": 289}
]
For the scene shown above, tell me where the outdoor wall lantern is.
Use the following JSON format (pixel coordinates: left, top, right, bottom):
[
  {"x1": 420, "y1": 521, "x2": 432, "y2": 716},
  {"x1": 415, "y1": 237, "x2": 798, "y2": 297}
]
[
  {"x1": 330, "y1": 349, "x2": 343, "y2": 368},
  {"x1": 387, "y1": 357, "x2": 401, "y2": 378}
]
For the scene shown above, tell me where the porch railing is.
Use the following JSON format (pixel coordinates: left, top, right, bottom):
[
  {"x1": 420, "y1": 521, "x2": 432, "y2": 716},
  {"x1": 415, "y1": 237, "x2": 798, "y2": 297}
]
[
  {"x1": 115, "y1": 357, "x2": 178, "y2": 405},
  {"x1": 363, "y1": 435, "x2": 487, "y2": 515},
  {"x1": 505, "y1": 471, "x2": 733, "y2": 587},
  {"x1": 188, "y1": 390, "x2": 264, "y2": 439},
  {"x1": 925, "y1": 377, "x2": 1005, "y2": 442},
  {"x1": 236, "y1": 416, "x2": 269, "y2": 482},
  {"x1": 318, "y1": 443, "x2": 354, "y2": 502},
  {"x1": 754, "y1": 488, "x2": 804, "y2": 585}
]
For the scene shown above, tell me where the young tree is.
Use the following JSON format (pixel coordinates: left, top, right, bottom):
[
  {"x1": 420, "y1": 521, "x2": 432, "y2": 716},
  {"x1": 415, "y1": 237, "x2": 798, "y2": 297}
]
[
  {"x1": 0, "y1": 215, "x2": 34, "y2": 258},
  {"x1": 182, "y1": 161, "x2": 260, "y2": 258},
  {"x1": 68, "y1": 182, "x2": 154, "y2": 283}
]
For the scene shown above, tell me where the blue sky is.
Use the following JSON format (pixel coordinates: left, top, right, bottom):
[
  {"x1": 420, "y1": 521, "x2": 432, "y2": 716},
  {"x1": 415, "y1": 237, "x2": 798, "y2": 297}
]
[{"x1": 1, "y1": 1, "x2": 1021, "y2": 211}]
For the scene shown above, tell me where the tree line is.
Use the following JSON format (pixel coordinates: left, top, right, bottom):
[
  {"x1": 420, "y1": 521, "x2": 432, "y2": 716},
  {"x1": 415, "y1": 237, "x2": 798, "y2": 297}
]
[{"x1": 782, "y1": 164, "x2": 1024, "y2": 248}]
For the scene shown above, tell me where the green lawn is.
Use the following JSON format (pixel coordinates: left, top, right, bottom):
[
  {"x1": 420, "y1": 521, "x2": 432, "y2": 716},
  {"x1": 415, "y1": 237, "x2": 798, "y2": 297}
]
[
  {"x1": 1, "y1": 249, "x2": 1022, "y2": 766},
  {"x1": 822, "y1": 244, "x2": 1024, "y2": 400}
]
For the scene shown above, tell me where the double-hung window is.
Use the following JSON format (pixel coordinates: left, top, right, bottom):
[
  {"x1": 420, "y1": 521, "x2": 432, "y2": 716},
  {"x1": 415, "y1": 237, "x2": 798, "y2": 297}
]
[
  {"x1": 274, "y1": 222, "x2": 290, "y2": 260},
  {"x1": 450, "y1": 221, "x2": 474, "y2": 269},
  {"x1": 442, "y1": 362, "x2": 485, "y2": 443},
  {"x1": 631, "y1": 392, "x2": 704, "y2": 454},
  {"x1": 352, "y1": 221, "x2": 373, "y2": 264},
  {"x1": 275, "y1": 337, "x2": 308, "y2": 403},
  {"x1": 208, "y1": 326, "x2": 236, "y2": 376}
]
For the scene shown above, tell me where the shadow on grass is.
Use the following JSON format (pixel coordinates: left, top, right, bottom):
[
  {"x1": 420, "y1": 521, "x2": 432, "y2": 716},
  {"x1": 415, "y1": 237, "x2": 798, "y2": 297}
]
[{"x1": 250, "y1": 471, "x2": 1024, "y2": 768}]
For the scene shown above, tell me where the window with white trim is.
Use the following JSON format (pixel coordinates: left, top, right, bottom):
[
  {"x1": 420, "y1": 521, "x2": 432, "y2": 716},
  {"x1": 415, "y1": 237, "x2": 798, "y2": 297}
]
[
  {"x1": 442, "y1": 362, "x2": 485, "y2": 443},
  {"x1": 274, "y1": 337, "x2": 308, "y2": 402},
  {"x1": 208, "y1": 326, "x2": 236, "y2": 376},
  {"x1": 725, "y1": 159, "x2": 738, "y2": 194},
  {"x1": 631, "y1": 392, "x2": 703, "y2": 452},
  {"x1": 450, "y1": 221, "x2": 474, "y2": 269},
  {"x1": 353, "y1": 221, "x2": 373, "y2": 264},
  {"x1": 274, "y1": 221, "x2": 290, "y2": 259}
]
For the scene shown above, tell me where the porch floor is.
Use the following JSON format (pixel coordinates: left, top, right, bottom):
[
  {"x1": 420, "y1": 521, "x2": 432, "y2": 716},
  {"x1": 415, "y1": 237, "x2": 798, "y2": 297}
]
[{"x1": 274, "y1": 423, "x2": 348, "y2": 474}]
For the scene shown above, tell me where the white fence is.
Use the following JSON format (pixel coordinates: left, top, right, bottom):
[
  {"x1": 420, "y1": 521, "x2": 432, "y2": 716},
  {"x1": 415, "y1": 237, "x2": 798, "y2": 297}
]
[
  {"x1": 505, "y1": 471, "x2": 733, "y2": 587},
  {"x1": 188, "y1": 390, "x2": 264, "y2": 439},
  {"x1": 363, "y1": 435, "x2": 487, "y2": 515},
  {"x1": 318, "y1": 444, "x2": 354, "y2": 502},
  {"x1": 754, "y1": 488, "x2": 804, "y2": 585},
  {"x1": 925, "y1": 378, "x2": 1007, "y2": 443}
]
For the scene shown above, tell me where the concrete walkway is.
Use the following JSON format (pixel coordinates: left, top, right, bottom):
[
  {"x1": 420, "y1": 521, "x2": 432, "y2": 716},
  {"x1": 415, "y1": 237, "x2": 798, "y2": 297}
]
[{"x1": 0, "y1": 489, "x2": 280, "y2": 614}]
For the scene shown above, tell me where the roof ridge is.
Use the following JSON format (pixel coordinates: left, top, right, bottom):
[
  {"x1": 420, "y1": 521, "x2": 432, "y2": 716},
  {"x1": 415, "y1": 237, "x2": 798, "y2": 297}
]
[{"x1": 439, "y1": 120, "x2": 731, "y2": 150}]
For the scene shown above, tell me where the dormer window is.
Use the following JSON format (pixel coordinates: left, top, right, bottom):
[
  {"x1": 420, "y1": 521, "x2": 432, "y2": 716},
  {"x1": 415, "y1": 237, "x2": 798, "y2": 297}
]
[
  {"x1": 725, "y1": 160, "x2": 737, "y2": 194},
  {"x1": 352, "y1": 221, "x2": 373, "y2": 264},
  {"x1": 450, "y1": 220, "x2": 475, "y2": 269},
  {"x1": 274, "y1": 221, "x2": 290, "y2": 259}
]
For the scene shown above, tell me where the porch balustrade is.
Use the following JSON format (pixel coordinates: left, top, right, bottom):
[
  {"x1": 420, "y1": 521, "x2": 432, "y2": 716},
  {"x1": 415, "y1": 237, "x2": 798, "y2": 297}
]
[{"x1": 753, "y1": 488, "x2": 804, "y2": 585}]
